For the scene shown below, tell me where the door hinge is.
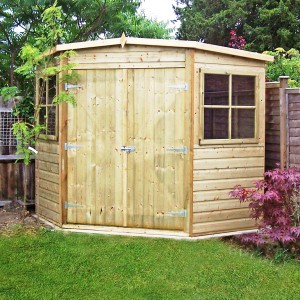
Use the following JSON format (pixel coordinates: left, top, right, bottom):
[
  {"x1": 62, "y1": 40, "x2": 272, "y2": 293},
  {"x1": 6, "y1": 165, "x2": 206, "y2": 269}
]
[
  {"x1": 64, "y1": 143, "x2": 83, "y2": 150},
  {"x1": 167, "y1": 83, "x2": 188, "y2": 91},
  {"x1": 166, "y1": 209, "x2": 187, "y2": 217},
  {"x1": 64, "y1": 83, "x2": 82, "y2": 91},
  {"x1": 166, "y1": 146, "x2": 188, "y2": 155},
  {"x1": 64, "y1": 202, "x2": 83, "y2": 208}
]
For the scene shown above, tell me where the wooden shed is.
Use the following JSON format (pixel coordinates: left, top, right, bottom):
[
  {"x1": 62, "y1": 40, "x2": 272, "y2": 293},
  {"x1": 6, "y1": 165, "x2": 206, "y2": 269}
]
[{"x1": 35, "y1": 35, "x2": 273, "y2": 237}]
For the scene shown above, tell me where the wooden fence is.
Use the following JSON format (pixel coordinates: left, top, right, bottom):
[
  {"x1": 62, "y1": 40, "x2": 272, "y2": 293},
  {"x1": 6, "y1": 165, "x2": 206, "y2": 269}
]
[
  {"x1": 266, "y1": 76, "x2": 300, "y2": 169},
  {"x1": 0, "y1": 98, "x2": 35, "y2": 204}
]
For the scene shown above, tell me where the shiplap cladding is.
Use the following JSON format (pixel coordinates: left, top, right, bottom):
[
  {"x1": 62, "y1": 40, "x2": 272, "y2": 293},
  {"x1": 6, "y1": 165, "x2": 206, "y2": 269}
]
[{"x1": 36, "y1": 141, "x2": 60, "y2": 224}]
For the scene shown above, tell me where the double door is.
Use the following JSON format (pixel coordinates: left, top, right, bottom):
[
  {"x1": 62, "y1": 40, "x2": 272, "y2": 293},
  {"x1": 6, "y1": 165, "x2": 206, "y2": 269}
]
[{"x1": 66, "y1": 68, "x2": 190, "y2": 230}]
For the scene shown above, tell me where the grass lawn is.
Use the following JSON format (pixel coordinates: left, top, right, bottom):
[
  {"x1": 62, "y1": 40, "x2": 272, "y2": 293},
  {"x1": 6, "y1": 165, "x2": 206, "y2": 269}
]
[{"x1": 0, "y1": 229, "x2": 299, "y2": 300}]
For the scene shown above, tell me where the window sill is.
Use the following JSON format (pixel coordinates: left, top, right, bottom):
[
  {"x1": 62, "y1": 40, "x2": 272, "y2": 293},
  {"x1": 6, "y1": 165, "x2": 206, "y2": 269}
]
[
  {"x1": 38, "y1": 134, "x2": 58, "y2": 141},
  {"x1": 199, "y1": 138, "x2": 259, "y2": 146}
]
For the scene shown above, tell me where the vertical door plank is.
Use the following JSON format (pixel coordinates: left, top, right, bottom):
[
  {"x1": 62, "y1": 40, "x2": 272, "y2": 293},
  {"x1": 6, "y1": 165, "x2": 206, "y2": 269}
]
[
  {"x1": 66, "y1": 71, "x2": 80, "y2": 224},
  {"x1": 126, "y1": 69, "x2": 135, "y2": 226},
  {"x1": 153, "y1": 68, "x2": 166, "y2": 229},
  {"x1": 104, "y1": 70, "x2": 116, "y2": 226},
  {"x1": 95, "y1": 70, "x2": 107, "y2": 225},
  {"x1": 114, "y1": 69, "x2": 125, "y2": 226},
  {"x1": 75, "y1": 70, "x2": 87, "y2": 224},
  {"x1": 174, "y1": 68, "x2": 186, "y2": 230},
  {"x1": 85, "y1": 70, "x2": 97, "y2": 224},
  {"x1": 143, "y1": 69, "x2": 155, "y2": 228},
  {"x1": 164, "y1": 68, "x2": 177, "y2": 230}
]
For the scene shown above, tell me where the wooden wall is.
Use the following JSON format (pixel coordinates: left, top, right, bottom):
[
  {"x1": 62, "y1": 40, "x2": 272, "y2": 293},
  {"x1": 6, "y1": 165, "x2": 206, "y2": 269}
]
[
  {"x1": 265, "y1": 82, "x2": 281, "y2": 169},
  {"x1": 37, "y1": 43, "x2": 270, "y2": 236},
  {"x1": 192, "y1": 52, "x2": 266, "y2": 235},
  {"x1": 287, "y1": 91, "x2": 300, "y2": 167},
  {"x1": 192, "y1": 146, "x2": 263, "y2": 235},
  {"x1": 265, "y1": 77, "x2": 300, "y2": 169},
  {"x1": 0, "y1": 102, "x2": 35, "y2": 203},
  {"x1": 36, "y1": 140, "x2": 60, "y2": 224}
]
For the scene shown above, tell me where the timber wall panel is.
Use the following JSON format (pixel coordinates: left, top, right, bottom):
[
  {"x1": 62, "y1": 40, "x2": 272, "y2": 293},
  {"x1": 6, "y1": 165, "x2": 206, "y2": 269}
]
[
  {"x1": 288, "y1": 93, "x2": 300, "y2": 167},
  {"x1": 36, "y1": 140, "x2": 60, "y2": 224},
  {"x1": 69, "y1": 46, "x2": 186, "y2": 70},
  {"x1": 265, "y1": 84, "x2": 281, "y2": 169},
  {"x1": 192, "y1": 145, "x2": 264, "y2": 235}
]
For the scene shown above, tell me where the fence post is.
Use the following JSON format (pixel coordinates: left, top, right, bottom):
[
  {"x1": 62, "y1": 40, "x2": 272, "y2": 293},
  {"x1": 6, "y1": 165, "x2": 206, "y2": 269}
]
[{"x1": 279, "y1": 76, "x2": 289, "y2": 169}]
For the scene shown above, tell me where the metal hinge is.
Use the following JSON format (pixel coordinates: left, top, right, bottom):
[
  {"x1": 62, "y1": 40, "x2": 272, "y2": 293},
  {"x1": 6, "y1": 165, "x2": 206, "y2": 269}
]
[
  {"x1": 166, "y1": 146, "x2": 188, "y2": 155},
  {"x1": 167, "y1": 83, "x2": 188, "y2": 91},
  {"x1": 64, "y1": 202, "x2": 83, "y2": 208},
  {"x1": 64, "y1": 143, "x2": 83, "y2": 150},
  {"x1": 166, "y1": 209, "x2": 187, "y2": 217},
  {"x1": 64, "y1": 83, "x2": 82, "y2": 91}
]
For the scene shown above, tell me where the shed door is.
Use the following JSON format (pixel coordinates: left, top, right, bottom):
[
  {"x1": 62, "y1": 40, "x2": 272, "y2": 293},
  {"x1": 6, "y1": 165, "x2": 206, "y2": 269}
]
[{"x1": 66, "y1": 68, "x2": 189, "y2": 230}]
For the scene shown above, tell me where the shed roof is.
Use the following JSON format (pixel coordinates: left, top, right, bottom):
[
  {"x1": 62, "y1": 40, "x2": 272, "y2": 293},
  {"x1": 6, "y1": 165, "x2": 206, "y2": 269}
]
[{"x1": 54, "y1": 34, "x2": 274, "y2": 62}]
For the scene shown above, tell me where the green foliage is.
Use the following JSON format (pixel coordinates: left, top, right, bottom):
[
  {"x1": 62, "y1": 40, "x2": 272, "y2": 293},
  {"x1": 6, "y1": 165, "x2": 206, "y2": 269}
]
[
  {"x1": 1, "y1": 2, "x2": 78, "y2": 168},
  {"x1": 264, "y1": 48, "x2": 300, "y2": 87},
  {"x1": 13, "y1": 96, "x2": 35, "y2": 121},
  {"x1": 0, "y1": 86, "x2": 18, "y2": 101},
  {"x1": 0, "y1": 0, "x2": 170, "y2": 92},
  {"x1": 174, "y1": 0, "x2": 300, "y2": 52},
  {"x1": 53, "y1": 91, "x2": 76, "y2": 106},
  {"x1": 107, "y1": 11, "x2": 171, "y2": 39},
  {"x1": 13, "y1": 122, "x2": 45, "y2": 165}
]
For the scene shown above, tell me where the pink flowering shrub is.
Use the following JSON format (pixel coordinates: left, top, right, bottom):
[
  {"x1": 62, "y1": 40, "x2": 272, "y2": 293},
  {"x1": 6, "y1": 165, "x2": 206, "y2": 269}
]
[
  {"x1": 230, "y1": 167, "x2": 300, "y2": 246},
  {"x1": 228, "y1": 29, "x2": 246, "y2": 50}
]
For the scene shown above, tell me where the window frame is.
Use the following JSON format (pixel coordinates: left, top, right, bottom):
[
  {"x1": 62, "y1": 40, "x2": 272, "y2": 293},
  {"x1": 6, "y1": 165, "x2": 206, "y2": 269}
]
[
  {"x1": 37, "y1": 76, "x2": 59, "y2": 141},
  {"x1": 199, "y1": 68, "x2": 260, "y2": 145}
]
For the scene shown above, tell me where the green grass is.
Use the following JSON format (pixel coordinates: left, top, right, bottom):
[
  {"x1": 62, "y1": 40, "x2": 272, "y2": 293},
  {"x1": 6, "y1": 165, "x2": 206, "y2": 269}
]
[{"x1": 0, "y1": 230, "x2": 299, "y2": 300}]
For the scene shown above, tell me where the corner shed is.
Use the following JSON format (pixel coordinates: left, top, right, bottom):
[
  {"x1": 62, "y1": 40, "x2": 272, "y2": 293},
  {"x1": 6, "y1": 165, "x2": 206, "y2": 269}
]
[{"x1": 35, "y1": 35, "x2": 273, "y2": 237}]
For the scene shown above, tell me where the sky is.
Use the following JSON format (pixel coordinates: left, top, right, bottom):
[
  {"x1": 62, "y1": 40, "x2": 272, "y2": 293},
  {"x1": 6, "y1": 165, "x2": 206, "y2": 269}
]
[
  {"x1": 139, "y1": 0, "x2": 176, "y2": 22},
  {"x1": 139, "y1": 0, "x2": 178, "y2": 33}
]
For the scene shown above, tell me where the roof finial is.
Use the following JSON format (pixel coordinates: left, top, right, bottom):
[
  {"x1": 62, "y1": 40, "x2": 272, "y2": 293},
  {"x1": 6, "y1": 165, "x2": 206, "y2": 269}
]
[{"x1": 120, "y1": 33, "x2": 127, "y2": 48}]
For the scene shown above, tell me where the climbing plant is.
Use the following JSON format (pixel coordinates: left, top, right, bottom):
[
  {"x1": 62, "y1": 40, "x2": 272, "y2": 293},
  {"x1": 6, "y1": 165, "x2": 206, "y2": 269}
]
[{"x1": 0, "y1": 1, "x2": 78, "y2": 214}]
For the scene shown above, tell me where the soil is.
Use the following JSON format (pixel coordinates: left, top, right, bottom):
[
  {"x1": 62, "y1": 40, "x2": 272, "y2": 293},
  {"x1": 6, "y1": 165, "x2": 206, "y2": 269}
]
[{"x1": 0, "y1": 202, "x2": 53, "y2": 235}]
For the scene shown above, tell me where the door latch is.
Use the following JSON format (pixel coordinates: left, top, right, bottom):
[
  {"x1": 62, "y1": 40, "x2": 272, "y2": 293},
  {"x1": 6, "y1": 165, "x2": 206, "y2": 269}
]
[
  {"x1": 120, "y1": 146, "x2": 136, "y2": 153},
  {"x1": 166, "y1": 146, "x2": 188, "y2": 155}
]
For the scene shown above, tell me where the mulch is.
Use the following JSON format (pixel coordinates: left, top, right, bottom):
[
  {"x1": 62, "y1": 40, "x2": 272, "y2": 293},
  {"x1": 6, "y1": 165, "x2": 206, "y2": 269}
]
[{"x1": 0, "y1": 202, "x2": 52, "y2": 235}]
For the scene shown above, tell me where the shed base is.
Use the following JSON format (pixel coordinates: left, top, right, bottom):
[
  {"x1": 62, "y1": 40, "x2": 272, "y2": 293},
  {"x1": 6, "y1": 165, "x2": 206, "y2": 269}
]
[{"x1": 60, "y1": 224, "x2": 257, "y2": 240}]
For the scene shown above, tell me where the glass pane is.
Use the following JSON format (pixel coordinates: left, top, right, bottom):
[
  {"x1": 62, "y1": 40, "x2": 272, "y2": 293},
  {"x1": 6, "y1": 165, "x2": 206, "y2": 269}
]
[
  {"x1": 204, "y1": 74, "x2": 229, "y2": 105},
  {"x1": 48, "y1": 106, "x2": 57, "y2": 135},
  {"x1": 204, "y1": 108, "x2": 229, "y2": 139},
  {"x1": 48, "y1": 76, "x2": 57, "y2": 104},
  {"x1": 231, "y1": 109, "x2": 255, "y2": 139},
  {"x1": 232, "y1": 75, "x2": 255, "y2": 106},
  {"x1": 39, "y1": 107, "x2": 47, "y2": 135},
  {"x1": 38, "y1": 79, "x2": 46, "y2": 105}
]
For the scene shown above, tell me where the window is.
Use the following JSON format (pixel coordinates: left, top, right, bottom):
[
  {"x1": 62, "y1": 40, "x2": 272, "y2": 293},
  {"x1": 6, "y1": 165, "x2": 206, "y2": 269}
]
[
  {"x1": 201, "y1": 72, "x2": 257, "y2": 143},
  {"x1": 37, "y1": 76, "x2": 58, "y2": 139}
]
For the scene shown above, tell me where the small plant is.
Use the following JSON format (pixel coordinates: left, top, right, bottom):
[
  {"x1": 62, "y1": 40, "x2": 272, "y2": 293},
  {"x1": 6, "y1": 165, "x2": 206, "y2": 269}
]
[{"x1": 230, "y1": 167, "x2": 300, "y2": 247}]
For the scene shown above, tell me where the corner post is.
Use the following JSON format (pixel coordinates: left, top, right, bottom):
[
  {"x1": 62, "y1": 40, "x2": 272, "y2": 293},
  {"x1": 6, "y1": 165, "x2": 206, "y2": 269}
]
[{"x1": 279, "y1": 76, "x2": 289, "y2": 169}]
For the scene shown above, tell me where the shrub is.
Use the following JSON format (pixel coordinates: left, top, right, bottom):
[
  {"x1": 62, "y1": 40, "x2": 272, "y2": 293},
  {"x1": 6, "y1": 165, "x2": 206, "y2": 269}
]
[
  {"x1": 230, "y1": 167, "x2": 300, "y2": 246},
  {"x1": 264, "y1": 48, "x2": 300, "y2": 87}
]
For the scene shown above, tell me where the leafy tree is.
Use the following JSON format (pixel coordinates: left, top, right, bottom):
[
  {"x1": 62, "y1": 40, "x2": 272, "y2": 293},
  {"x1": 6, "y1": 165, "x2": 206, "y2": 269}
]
[
  {"x1": 174, "y1": 0, "x2": 300, "y2": 52},
  {"x1": 264, "y1": 48, "x2": 300, "y2": 87},
  {"x1": 2, "y1": 2, "x2": 79, "y2": 214},
  {"x1": 0, "y1": 0, "x2": 170, "y2": 92}
]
